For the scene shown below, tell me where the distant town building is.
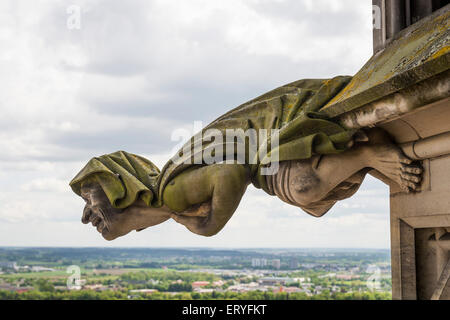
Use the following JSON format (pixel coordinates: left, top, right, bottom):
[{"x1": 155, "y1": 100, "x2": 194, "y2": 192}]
[
  {"x1": 0, "y1": 262, "x2": 18, "y2": 271},
  {"x1": 259, "y1": 277, "x2": 295, "y2": 286},
  {"x1": 212, "y1": 280, "x2": 225, "y2": 287},
  {"x1": 280, "y1": 286, "x2": 303, "y2": 293},
  {"x1": 294, "y1": 277, "x2": 309, "y2": 283},
  {"x1": 191, "y1": 281, "x2": 210, "y2": 289},
  {"x1": 289, "y1": 259, "x2": 298, "y2": 269},
  {"x1": 129, "y1": 289, "x2": 158, "y2": 294},
  {"x1": 194, "y1": 288, "x2": 214, "y2": 294},
  {"x1": 83, "y1": 284, "x2": 109, "y2": 291},
  {"x1": 300, "y1": 263, "x2": 317, "y2": 270},
  {"x1": 31, "y1": 266, "x2": 55, "y2": 272},
  {"x1": 271, "y1": 259, "x2": 281, "y2": 270},
  {"x1": 0, "y1": 284, "x2": 33, "y2": 293},
  {"x1": 251, "y1": 258, "x2": 268, "y2": 268},
  {"x1": 227, "y1": 283, "x2": 268, "y2": 293}
]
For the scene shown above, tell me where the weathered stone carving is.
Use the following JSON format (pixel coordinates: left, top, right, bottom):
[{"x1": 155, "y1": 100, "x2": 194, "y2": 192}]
[{"x1": 70, "y1": 76, "x2": 422, "y2": 241}]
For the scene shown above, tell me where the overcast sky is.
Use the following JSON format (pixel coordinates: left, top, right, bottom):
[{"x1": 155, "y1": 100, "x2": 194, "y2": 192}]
[{"x1": 0, "y1": 0, "x2": 391, "y2": 248}]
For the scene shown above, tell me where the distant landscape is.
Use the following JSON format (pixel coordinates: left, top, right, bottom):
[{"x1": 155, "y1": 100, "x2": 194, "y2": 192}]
[{"x1": 0, "y1": 248, "x2": 392, "y2": 300}]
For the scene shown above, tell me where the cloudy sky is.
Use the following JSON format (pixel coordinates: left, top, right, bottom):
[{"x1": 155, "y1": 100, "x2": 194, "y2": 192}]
[{"x1": 0, "y1": 0, "x2": 391, "y2": 248}]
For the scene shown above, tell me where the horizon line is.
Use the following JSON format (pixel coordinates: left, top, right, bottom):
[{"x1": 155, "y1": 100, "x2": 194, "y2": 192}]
[{"x1": 0, "y1": 246, "x2": 390, "y2": 250}]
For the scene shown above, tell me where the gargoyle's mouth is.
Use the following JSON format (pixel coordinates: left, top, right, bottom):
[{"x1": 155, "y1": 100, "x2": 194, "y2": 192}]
[
  {"x1": 98, "y1": 223, "x2": 108, "y2": 234},
  {"x1": 88, "y1": 206, "x2": 112, "y2": 235},
  {"x1": 90, "y1": 216, "x2": 108, "y2": 234},
  {"x1": 91, "y1": 216, "x2": 102, "y2": 227}
]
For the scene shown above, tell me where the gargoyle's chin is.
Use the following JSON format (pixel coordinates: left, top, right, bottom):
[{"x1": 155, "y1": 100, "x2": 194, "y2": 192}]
[
  {"x1": 101, "y1": 227, "x2": 133, "y2": 241},
  {"x1": 101, "y1": 228, "x2": 119, "y2": 241}
]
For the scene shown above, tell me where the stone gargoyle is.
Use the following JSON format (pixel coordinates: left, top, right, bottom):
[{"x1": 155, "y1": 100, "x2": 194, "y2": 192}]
[{"x1": 69, "y1": 76, "x2": 423, "y2": 240}]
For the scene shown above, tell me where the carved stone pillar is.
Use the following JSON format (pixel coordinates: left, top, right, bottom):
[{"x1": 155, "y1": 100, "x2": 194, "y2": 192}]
[{"x1": 376, "y1": 95, "x2": 450, "y2": 299}]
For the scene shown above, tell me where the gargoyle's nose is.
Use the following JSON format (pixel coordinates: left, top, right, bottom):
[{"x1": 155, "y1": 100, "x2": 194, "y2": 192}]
[{"x1": 81, "y1": 205, "x2": 92, "y2": 224}]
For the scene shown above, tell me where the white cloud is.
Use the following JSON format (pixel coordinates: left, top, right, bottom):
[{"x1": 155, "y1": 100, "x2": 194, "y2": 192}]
[{"x1": 21, "y1": 178, "x2": 68, "y2": 193}]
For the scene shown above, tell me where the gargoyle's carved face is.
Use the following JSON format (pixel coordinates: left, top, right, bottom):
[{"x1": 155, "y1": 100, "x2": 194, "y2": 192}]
[{"x1": 80, "y1": 184, "x2": 131, "y2": 241}]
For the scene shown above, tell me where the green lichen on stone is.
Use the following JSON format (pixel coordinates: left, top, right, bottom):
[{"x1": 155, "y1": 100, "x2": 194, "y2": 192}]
[{"x1": 322, "y1": 7, "x2": 450, "y2": 118}]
